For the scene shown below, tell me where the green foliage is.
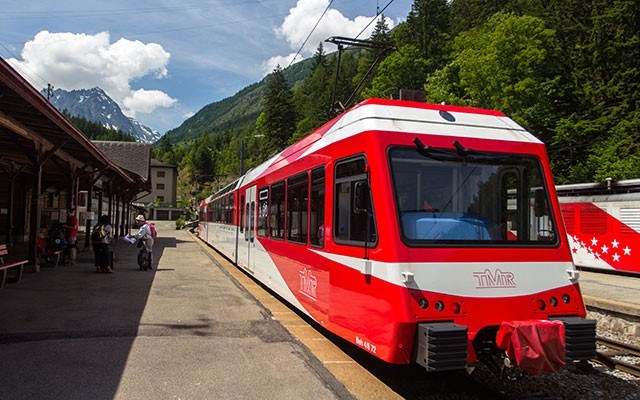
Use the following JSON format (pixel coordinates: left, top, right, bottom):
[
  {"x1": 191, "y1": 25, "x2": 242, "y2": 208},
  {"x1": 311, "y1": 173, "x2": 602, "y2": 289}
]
[
  {"x1": 363, "y1": 45, "x2": 430, "y2": 98},
  {"x1": 405, "y1": 0, "x2": 451, "y2": 73},
  {"x1": 187, "y1": 131, "x2": 218, "y2": 186},
  {"x1": 175, "y1": 216, "x2": 184, "y2": 230},
  {"x1": 353, "y1": 15, "x2": 394, "y2": 98},
  {"x1": 426, "y1": 12, "x2": 561, "y2": 139},
  {"x1": 293, "y1": 61, "x2": 334, "y2": 141},
  {"x1": 258, "y1": 66, "x2": 297, "y2": 152}
]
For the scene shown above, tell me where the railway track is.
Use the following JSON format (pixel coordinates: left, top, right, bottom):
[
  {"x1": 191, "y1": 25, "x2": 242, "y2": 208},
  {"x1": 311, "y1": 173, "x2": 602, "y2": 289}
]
[{"x1": 594, "y1": 336, "x2": 640, "y2": 377}]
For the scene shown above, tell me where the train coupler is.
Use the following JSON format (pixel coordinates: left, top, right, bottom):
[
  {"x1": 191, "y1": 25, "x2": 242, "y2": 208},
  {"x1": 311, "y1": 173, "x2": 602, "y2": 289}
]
[{"x1": 495, "y1": 320, "x2": 566, "y2": 375}]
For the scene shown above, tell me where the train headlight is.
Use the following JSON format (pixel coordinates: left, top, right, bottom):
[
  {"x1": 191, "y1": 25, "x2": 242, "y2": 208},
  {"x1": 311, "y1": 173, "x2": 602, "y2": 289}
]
[
  {"x1": 562, "y1": 294, "x2": 571, "y2": 304},
  {"x1": 452, "y1": 302, "x2": 461, "y2": 314},
  {"x1": 435, "y1": 301, "x2": 445, "y2": 312},
  {"x1": 418, "y1": 298, "x2": 429, "y2": 309},
  {"x1": 537, "y1": 299, "x2": 546, "y2": 311},
  {"x1": 550, "y1": 297, "x2": 558, "y2": 307}
]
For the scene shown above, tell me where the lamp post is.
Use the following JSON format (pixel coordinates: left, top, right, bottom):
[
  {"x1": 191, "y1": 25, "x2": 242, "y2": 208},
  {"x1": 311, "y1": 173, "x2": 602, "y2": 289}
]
[{"x1": 240, "y1": 134, "x2": 265, "y2": 176}]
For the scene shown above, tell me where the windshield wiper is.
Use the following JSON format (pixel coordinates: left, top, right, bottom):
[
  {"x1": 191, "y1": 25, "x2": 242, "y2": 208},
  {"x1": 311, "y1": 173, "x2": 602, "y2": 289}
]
[{"x1": 413, "y1": 137, "x2": 526, "y2": 164}]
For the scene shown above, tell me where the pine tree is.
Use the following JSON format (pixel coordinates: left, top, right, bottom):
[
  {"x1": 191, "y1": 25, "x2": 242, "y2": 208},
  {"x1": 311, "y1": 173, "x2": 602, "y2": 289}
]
[
  {"x1": 406, "y1": 0, "x2": 451, "y2": 73},
  {"x1": 355, "y1": 15, "x2": 393, "y2": 98},
  {"x1": 189, "y1": 131, "x2": 216, "y2": 185},
  {"x1": 312, "y1": 43, "x2": 327, "y2": 70},
  {"x1": 258, "y1": 66, "x2": 297, "y2": 152}
]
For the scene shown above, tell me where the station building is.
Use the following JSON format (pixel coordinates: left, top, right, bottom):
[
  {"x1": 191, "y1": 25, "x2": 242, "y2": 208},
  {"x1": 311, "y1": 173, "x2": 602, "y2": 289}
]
[
  {"x1": 0, "y1": 57, "x2": 150, "y2": 270},
  {"x1": 136, "y1": 159, "x2": 183, "y2": 221}
]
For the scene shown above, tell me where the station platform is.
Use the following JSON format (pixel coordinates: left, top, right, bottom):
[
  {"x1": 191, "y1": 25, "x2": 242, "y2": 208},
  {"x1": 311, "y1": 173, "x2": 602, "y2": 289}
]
[
  {"x1": 578, "y1": 270, "x2": 640, "y2": 337},
  {"x1": 0, "y1": 221, "x2": 351, "y2": 400}
]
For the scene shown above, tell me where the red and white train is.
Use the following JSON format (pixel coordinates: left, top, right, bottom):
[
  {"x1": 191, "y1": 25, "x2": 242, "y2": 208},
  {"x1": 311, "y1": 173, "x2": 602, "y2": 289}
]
[
  {"x1": 198, "y1": 98, "x2": 595, "y2": 375},
  {"x1": 557, "y1": 179, "x2": 640, "y2": 275}
]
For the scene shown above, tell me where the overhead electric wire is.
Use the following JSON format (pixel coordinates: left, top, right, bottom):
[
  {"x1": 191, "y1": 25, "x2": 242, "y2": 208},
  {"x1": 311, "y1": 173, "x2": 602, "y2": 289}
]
[
  {"x1": 353, "y1": 0, "x2": 395, "y2": 41},
  {"x1": 0, "y1": 42, "x2": 50, "y2": 90},
  {"x1": 0, "y1": 0, "x2": 284, "y2": 20},
  {"x1": 287, "y1": 0, "x2": 335, "y2": 68}
]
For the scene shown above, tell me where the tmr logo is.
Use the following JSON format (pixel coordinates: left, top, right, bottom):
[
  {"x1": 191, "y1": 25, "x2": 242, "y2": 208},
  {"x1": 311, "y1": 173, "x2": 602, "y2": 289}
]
[
  {"x1": 299, "y1": 268, "x2": 317, "y2": 300},
  {"x1": 473, "y1": 268, "x2": 516, "y2": 288}
]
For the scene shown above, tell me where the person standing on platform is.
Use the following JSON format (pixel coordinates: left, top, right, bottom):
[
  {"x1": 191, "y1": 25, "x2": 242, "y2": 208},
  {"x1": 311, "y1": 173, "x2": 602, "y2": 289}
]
[
  {"x1": 134, "y1": 215, "x2": 155, "y2": 269},
  {"x1": 92, "y1": 215, "x2": 113, "y2": 273},
  {"x1": 63, "y1": 208, "x2": 79, "y2": 265}
]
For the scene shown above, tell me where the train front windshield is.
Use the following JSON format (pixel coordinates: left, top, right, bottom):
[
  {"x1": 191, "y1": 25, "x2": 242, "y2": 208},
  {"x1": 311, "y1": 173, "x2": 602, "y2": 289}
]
[{"x1": 389, "y1": 146, "x2": 558, "y2": 245}]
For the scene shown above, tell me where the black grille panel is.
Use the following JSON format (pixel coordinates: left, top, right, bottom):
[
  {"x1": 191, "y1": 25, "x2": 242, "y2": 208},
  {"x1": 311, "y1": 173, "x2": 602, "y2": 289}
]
[
  {"x1": 414, "y1": 323, "x2": 468, "y2": 371},
  {"x1": 553, "y1": 317, "x2": 596, "y2": 361}
]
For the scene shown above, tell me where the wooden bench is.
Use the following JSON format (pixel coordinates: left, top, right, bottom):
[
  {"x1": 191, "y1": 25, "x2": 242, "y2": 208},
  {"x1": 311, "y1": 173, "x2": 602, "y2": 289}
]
[
  {"x1": 0, "y1": 244, "x2": 27, "y2": 289},
  {"x1": 36, "y1": 238, "x2": 65, "y2": 268}
]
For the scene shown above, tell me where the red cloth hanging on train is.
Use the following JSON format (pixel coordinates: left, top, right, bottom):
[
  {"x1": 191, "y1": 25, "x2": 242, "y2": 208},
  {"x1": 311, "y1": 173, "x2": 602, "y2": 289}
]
[{"x1": 496, "y1": 320, "x2": 566, "y2": 375}]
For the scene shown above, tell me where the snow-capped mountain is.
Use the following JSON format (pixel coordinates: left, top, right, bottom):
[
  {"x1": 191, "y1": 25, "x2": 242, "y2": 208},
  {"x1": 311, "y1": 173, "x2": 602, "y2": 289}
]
[{"x1": 47, "y1": 87, "x2": 161, "y2": 143}]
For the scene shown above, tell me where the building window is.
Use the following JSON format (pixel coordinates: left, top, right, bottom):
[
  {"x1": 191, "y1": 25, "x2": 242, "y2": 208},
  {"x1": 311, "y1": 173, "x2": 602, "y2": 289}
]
[
  {"x1": 157, "y1": 196, "x2": 165, "y2": 203},
  {"x1": 157, "y1": 171, "x2": 165, "y2": 178},
  {"x1": 156, "y1": 183, "x2": 165, "y2": 190}
]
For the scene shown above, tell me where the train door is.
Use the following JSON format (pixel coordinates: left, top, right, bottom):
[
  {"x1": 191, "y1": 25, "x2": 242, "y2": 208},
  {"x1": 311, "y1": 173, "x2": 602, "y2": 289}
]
[{"x1": 243, "y1": 185, "x2": 257, "y2": 273}]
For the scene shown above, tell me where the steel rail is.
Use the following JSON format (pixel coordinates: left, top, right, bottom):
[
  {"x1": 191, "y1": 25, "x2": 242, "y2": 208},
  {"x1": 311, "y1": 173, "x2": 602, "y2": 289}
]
[{"x1": 595, "y1": 336, "x2": 640, "y2": 377}]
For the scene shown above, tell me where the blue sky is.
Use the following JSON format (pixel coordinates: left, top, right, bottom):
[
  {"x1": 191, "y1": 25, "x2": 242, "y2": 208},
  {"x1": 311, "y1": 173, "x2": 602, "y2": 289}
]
[{"x1": 0, "y1": 0, "x2": 412, "y2": 135}]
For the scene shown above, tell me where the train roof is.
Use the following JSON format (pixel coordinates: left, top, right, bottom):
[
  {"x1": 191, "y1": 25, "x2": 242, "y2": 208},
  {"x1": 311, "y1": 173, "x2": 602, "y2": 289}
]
[
  {"x1": 207, "y1": 178, "x2": 242, "y2": 203},
  {"x1": 241, "y1": 98, "x2": 543, "y2": 186},
  {"x1": 556, "y1": 178, "x2": 640, "y2": 196}
]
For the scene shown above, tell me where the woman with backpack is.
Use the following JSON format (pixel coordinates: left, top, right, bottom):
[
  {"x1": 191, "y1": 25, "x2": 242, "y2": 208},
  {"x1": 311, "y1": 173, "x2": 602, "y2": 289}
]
[
  {"x1": 92, "y1": 215, "x2": 113, "y2": 273},
  {"x1": 134, "y1": 215, "x2": 155, "y2": 269}
]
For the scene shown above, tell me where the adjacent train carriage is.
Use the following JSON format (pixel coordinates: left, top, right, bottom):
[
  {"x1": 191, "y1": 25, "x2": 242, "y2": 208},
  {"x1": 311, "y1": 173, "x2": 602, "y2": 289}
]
[
  {"x1": 198, "y1": 98, "x2": 595, "y2": 375},
  {"x1": 557, "y1": 179, "x2": 640, "y2": 275}
]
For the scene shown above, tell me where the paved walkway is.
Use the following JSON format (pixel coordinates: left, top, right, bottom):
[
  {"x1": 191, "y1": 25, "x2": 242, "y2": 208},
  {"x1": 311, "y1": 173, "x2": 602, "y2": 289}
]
[
  {"x1": 0, "y1": 221, "x2": 349, "y2": 400},
  {"x1": 580, "y1": 270, "x2": 640, "y2": 317}
]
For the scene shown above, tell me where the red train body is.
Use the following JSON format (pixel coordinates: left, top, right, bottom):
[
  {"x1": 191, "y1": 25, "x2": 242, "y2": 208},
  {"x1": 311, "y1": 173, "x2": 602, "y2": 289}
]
[
  {"x1": 198, "y1": 98, "x2": 595, "y2": 374},
  {"x1": 557, "y1": 179, "x2": 640, "y2": 275}
]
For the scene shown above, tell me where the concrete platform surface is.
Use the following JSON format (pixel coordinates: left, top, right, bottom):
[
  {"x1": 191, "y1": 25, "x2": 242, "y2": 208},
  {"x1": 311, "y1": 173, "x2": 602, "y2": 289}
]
[
  {"x1": 579, "y1": 270, "x2": 640, "y2": 317},
  {"x1": 0, "y1": 221, "x2": 350, "y2": 400}
]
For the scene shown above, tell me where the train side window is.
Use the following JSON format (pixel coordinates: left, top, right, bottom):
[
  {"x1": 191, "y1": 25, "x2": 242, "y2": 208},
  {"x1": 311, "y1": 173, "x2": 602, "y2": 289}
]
[
  {"x1": 244, "y1": 202, "x2": 250, "y2": 240},
  {"x1": 270, "y1": 182, "x2": 285, "y2": 240},
  {"x1": 258, "y1": 187, "x2": 269, "y2": 237},
  {"x1": 221, "y1": 196, "x2": 227, "y2": 224},
  {"x1": 229, "y1": 193, "x2": 235, "y2": 225},
  {"x1": 249, "y1": 201, "x2": 256, "y2": 242},
  {"x1": 310, "y1": 167, "x2": 325, "y2": 247},
  {"x1": 287, "y1": 172, "x2": 309, "y2": 244},
  {"x1": 334, "y1": 156, "x2": 377, "y2": 246}
]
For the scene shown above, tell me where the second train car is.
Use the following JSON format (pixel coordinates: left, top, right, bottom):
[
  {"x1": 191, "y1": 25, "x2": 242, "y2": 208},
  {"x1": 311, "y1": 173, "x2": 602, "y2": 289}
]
[
  {"x1": 557, "y1": 179, "x2": 640, "y2": 275},
  {"x1": 198, "y1": 98, "x2": 595, "y2": 375}
]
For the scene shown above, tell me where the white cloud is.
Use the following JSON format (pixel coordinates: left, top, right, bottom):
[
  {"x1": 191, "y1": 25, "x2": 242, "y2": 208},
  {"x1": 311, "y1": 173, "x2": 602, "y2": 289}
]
[
  {"x1": 123, "y1": 89, "x2": 176, "y2": 117},
  {"x1": 7, "y1": 30, "x2": 176, "y2": 116},
  {"x1": 264, "y1": 0, "x2": 395, "y2": 75},
  {"x1": 262, "y1": 53, "x2": 300, "y2": 75}
]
